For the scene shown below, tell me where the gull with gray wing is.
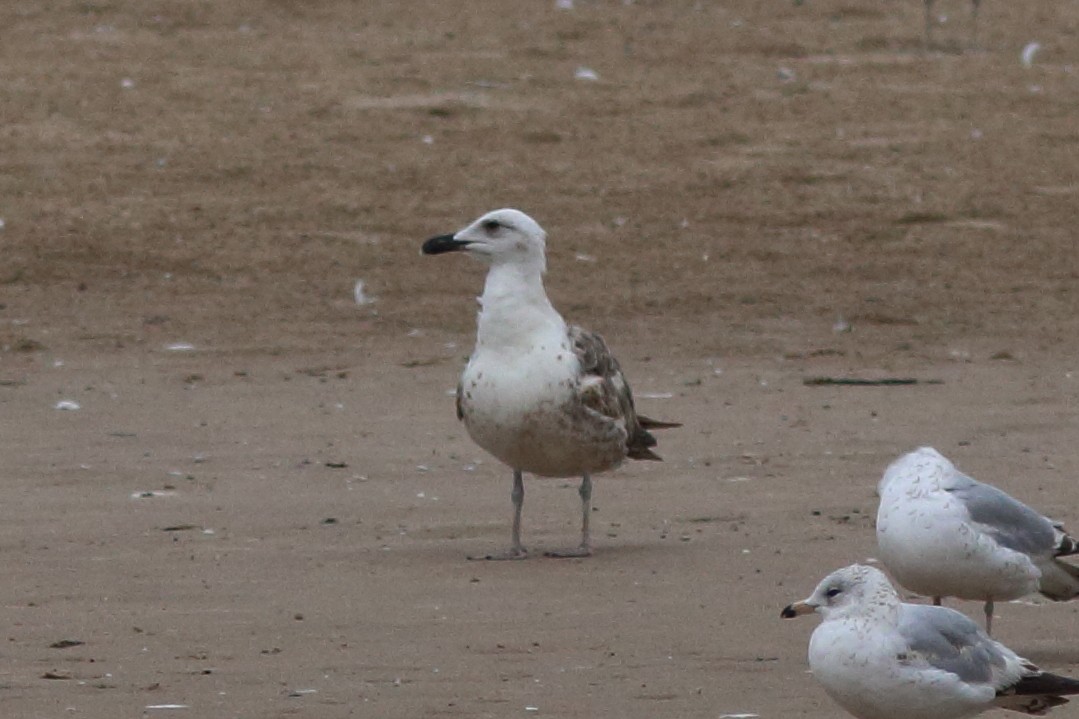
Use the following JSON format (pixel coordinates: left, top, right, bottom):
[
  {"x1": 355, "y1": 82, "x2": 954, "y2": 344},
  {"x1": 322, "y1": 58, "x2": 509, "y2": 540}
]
[
  {"x1": 782, "y1": 564, "x2": 1079, "y2": 719},
  {"x1": 876, "y1": 447, "x2": 1079, "y2": 634}
]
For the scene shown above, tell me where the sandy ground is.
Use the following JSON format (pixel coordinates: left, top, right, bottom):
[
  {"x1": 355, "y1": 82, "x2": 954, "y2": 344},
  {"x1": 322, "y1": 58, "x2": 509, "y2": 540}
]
[{"x1": 2, "y1": 1, "x2": 1079, "y2": 717}]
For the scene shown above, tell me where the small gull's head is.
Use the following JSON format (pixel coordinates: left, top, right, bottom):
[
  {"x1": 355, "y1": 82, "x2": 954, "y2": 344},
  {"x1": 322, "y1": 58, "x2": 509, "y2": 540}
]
[
  {"x1": 781, "y1": 564, "x2": 898, "y2": 621},
  {"x1": 422, "y1": 209, "x2": 547, "y2": 271}
]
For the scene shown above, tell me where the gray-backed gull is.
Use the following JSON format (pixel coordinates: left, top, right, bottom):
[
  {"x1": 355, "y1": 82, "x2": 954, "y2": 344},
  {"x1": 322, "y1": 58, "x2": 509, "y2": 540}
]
[
  {"x1": 782, "y1": 564, "x2": 1079, "y2": 719},
  {"x1": 876, "y1": 447, "x2": 1079, "y2": 634}
]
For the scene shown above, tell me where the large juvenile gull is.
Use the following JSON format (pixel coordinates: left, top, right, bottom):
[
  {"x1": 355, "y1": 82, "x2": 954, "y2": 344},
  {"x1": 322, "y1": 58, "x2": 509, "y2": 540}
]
[
  {"x1": 876, "y1": 447, "x2": 1079, "y2": 635},
  {"x1": 422, "y1": 208, "x2": 679, "y2": 560},
  {"x1": 782, "y1": 564, "x2": 1079, "y2": 719}
]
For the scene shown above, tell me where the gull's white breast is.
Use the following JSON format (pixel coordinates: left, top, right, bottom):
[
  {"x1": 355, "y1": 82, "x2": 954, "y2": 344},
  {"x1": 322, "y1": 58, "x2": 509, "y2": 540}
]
[{"x1": 458, "y1": 329, "x2": 627, "y2": 477}]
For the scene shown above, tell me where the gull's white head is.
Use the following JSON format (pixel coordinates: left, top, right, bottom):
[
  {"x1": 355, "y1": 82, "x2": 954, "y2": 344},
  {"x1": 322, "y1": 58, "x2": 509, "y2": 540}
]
[
  {"x1": 878, "y1": 446, "x2": 951, "y2": 495},
  {"x1": 422, "y1": 208, "x2": 547, "y2": 272},
  {"x1": 781, "y1": 564, "x2": 898, "y2": 621}
]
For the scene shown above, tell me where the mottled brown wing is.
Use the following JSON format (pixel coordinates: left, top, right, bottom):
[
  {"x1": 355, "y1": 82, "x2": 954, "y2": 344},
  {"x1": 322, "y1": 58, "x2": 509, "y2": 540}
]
[{"x1": 568, "y1": 325, "x2": 676, "y2": 461}]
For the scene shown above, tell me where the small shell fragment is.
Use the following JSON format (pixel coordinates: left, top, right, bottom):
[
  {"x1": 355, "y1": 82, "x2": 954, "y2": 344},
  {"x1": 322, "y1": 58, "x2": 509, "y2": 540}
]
[
  {"x1": 354, "y1": 280, "x2": 374, "y2": 305},
  {"x1": 1020, "y1": 42, "x2": 1041, "y2": 67}
]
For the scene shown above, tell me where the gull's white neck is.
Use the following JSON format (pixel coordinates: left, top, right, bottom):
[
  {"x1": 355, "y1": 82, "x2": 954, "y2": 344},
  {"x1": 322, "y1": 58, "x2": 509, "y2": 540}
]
[{"x1": 475, "y1": 261, "x2": 565, "y2": 350}]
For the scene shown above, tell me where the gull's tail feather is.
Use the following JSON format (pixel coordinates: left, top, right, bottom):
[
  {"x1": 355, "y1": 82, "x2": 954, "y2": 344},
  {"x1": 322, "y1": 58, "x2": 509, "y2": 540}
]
[
  {"x1": 1052, "y1": 522, "x2": 1079, "y2": 557},
  {"x1": 1041, "y1": 522, "x2": 1079, "y2": 600},
  {"x1": 1038, "y1": 558, "x2": 1079, "y2": 602},
  {"x1": 628, "y1": 446, "x2": 664, "y2": 461}
]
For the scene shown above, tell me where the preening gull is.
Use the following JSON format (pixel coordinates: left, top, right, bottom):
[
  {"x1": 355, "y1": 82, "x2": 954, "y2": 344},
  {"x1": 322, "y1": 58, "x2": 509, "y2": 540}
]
[
  {"x1": 876, "y1": 447, "x2": 1079, "y2": 634},
  {"x1": 422, "y1": 208, "x2": 679, "y2": 559},
  {"x1": 782, "y1": 564, "x2": 1079, "y2": 719}
]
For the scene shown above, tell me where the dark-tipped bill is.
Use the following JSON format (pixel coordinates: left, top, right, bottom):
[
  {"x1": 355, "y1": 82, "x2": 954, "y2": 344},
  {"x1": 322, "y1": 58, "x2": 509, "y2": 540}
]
[
  {"x1": 422, "y1": 234, "x2": 471, "y2": 255},
  {"x1": 780, "y1": 601, "x2": 815, "y2": 619}
]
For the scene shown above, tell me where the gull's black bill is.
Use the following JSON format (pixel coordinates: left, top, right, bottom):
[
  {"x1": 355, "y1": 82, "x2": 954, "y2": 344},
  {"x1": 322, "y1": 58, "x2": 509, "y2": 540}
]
[{"x1": 422, "y1": 234, "x2": 471, "y2": 255}]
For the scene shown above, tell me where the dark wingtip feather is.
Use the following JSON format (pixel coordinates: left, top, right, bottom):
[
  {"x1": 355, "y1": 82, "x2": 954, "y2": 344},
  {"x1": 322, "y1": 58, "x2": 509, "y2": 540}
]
[
  {"x1": 628, "y1": 447, "x2": 664, "y2": 461},
  {"x1": 996, "y1": 671, "x2": 1079, "y2": 715},
  {"x1": 1004, "y1": 671, "x2": 1079, "y2": 698},
  {"x1": 637, "y1": 415, "x2": 682, "y2": 430}
]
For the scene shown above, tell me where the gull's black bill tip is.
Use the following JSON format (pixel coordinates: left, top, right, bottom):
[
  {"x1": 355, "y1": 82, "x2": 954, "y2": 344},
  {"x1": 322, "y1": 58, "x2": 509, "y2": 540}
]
[
  {"x1": 422, "y1": 234, "x2": 470, "y2": 255},
  {"x1": 780, "y1": 601, "x2": 814, "y2": 618}
]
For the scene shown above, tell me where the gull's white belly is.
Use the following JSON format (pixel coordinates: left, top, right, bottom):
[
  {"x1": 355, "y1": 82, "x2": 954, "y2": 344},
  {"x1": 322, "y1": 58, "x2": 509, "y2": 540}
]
[
  {"x1": 458, "y1": 350, "x2": 626, "y2": 477},
  {"x1": 877, "y1": 494, "x2": 1039, "y2": 600}
]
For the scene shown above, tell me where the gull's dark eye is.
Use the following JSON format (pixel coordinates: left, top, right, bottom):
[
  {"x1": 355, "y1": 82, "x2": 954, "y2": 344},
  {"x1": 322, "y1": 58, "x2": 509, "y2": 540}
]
[
  {"x1": 481, "y1": 219, "x2": 502, "y2": 233},
  {"x1": 826, "y1": 587, "x2": 842, "y2": 598}
]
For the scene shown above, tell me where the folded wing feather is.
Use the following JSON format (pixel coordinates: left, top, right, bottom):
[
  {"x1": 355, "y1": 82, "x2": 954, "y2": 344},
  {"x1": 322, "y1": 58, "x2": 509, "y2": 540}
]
[{"x1": 568, "y1": 326, "x2": 678, "y2": 461}]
